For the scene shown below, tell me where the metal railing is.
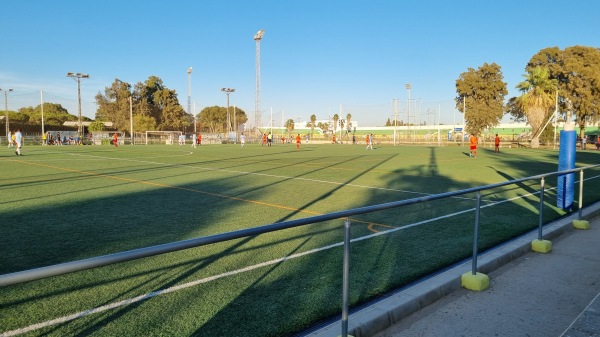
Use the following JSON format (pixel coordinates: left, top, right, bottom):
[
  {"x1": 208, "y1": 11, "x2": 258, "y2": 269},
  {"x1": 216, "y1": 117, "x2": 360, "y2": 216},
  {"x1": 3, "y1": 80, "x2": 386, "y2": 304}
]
[{"x1": 1, "y1": 164, "x2": 599, "y2": 337}]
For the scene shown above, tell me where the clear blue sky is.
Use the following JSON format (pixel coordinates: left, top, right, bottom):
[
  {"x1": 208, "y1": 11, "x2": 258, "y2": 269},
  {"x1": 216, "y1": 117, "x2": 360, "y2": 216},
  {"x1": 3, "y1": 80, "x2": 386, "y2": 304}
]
[{"x1": 1, "y1": 0, "x2": 598, "y2": 127}]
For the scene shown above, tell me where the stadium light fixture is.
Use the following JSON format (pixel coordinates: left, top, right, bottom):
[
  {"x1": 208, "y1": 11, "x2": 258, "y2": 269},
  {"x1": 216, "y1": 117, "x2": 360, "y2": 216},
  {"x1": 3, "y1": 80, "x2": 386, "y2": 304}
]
[{"x1": 67, "y1": 72, "x2": 90, "y2": 136}]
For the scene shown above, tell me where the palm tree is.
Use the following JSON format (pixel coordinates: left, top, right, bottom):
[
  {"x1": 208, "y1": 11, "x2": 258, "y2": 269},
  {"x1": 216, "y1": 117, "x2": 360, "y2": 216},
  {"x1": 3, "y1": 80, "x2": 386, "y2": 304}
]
[
  {"x1": 346, "y1": 113, "x2": 352, "y2": 132},
  {"x1": 285, "y1": 118, "x2": 295, "y2": 138},
  {"x1": 310, "y1": 114, "x2": 316, "y2": 136},
  {"x1": 516, "y1": 66, "x2": 557, "y2": 148},
  {"x1": 333, "y1": 114, "x2": 339, "y2": 134}
]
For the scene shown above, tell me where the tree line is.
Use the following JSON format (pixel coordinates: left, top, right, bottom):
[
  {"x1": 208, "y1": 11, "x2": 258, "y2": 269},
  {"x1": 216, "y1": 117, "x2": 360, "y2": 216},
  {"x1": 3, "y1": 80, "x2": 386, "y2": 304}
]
[{"x1": 456, "y1": 45, "x2": 600, "y2": 148}]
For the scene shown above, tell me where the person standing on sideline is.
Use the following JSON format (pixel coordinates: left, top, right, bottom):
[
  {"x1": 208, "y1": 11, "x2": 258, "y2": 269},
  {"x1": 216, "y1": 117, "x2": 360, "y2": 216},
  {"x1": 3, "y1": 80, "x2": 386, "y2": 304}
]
[
  {"x1": 267, "y1": 132, "x2": 273, "y2": 147},
  {"x1": 113, "y1": 133, "x2": 119, "y2": 147},
  {"x1": 365, "y1": 134, "x2": 370, "y2": 150},
  {"x1": 191, "y1": 133, "x2": 197, "y2": 148},
  {"x1": 240, "y1": 133, "x2": 246, "y2": 147},
  {"x1": 332, "y1": 134, "x2": 336, "y2": 144},
  {"x1": 197, "y1": 133, "x2": 202, "y2": 146},
  {"x1": 14, "y1": 129, "x2": 23, "y2": 156},
  {"x1": 7, "y1": 131, "x2": 14, "y2": 148},
  {"x1": 262, "y1": 133, "x2": 267, "y2": 146},
  {"x1": 494, "y1": 133, "x2": 500, "y2": 152},
  {"x1": 469, "y1": 133, "x2": 478, "y2": 157},
  {"x1": 582, "y1": 136, "x2": 587, "y2": 150},
  {"x1": 296, "y1": 133, "x2": 301, "y2": 150}
]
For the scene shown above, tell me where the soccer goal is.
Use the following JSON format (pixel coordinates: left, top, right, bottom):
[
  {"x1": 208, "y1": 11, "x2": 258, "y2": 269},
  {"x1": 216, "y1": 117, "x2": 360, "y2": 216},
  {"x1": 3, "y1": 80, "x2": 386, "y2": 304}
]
[{"x1": 144, "y1": 131, "x2": 183, "y2": 145}]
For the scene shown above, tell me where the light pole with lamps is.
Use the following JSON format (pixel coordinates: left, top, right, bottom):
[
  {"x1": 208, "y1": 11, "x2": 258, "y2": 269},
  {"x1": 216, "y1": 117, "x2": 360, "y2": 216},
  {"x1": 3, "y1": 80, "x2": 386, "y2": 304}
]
[
  {"x1": 1, "y1": 88, "x2": 13, "y2": 139},
  {"x1": 221, "y1": 88, "x2": 235, "y2": 137},
  {"x1": 66, "y1": 72, "x2": 90, "y2": 136}
]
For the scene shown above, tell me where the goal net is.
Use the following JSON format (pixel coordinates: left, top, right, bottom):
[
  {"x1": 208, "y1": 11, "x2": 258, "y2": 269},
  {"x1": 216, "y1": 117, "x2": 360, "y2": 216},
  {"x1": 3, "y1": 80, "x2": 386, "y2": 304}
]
[{"x1": 144, "y1": 131, "x2": 183, "y2": 145}]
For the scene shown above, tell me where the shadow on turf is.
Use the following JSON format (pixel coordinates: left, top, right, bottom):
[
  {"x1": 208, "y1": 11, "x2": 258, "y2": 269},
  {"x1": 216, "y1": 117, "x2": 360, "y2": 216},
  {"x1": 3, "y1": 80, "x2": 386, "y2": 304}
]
[{"x1": 2, "y1": 145, "x2": 598, "y2": 337}]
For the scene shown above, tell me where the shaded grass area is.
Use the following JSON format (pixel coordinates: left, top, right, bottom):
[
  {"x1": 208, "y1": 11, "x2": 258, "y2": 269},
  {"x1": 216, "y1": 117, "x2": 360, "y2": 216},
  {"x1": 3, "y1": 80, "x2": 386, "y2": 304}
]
[{"x1": 1, "y1": 144, "x2": 600, "y2": 336}]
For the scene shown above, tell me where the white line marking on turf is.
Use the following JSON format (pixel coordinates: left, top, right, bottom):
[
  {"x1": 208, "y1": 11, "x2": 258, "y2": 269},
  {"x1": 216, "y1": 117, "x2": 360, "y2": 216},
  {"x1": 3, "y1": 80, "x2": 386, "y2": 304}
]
[{"x1": 64, "y1": 152, "x2": 484, "y2": 202}]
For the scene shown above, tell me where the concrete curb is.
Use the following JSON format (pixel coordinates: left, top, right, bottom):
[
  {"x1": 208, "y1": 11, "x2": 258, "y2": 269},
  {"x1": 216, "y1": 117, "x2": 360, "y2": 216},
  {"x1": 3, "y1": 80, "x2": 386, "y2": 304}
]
[{"x1": 307, "y1": 203, "x2": 600, "y2": 337}]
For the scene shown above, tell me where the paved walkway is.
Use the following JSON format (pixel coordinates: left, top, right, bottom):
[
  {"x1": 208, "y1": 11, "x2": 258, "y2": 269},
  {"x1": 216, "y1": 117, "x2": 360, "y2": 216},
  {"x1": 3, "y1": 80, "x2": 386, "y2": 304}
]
[{"x1": 309, "y1": 204, "x2": 600, "y2": 337}]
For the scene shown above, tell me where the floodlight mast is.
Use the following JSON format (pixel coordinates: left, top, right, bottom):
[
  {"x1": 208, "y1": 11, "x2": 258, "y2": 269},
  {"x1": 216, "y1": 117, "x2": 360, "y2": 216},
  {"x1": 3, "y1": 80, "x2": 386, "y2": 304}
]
[
  {"x1": 221, "y1": 88, "x2": 235, "y2": 134},
  {"x1": 254, "y1": 29, "x2": 265, "y2": 131},
  {"x1": 67, "y1": 72, "x2": 90, "y2": 136},
  {"x1": 1, "y1": 88, "x2": 14, "y2": 137}
]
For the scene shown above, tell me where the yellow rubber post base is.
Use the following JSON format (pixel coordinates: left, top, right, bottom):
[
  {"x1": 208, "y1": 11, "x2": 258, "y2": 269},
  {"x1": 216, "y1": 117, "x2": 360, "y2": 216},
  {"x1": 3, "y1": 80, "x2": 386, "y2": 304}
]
[
  {"x1": 461, "y1": 272, "x2": 489, "y2": 291},
  {"x1": 573, "y1": 220, "x2": 590, "y2": 230},
  {"x1": 531, "y1": 239, "x2": 552, "y2": 253}
]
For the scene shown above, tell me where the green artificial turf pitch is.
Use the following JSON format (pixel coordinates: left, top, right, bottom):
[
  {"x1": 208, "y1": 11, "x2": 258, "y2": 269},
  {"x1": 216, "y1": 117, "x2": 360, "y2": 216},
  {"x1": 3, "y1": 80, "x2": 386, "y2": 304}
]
[{"x1": 1, "y1": 143, "x2": 599, "y2": 336}]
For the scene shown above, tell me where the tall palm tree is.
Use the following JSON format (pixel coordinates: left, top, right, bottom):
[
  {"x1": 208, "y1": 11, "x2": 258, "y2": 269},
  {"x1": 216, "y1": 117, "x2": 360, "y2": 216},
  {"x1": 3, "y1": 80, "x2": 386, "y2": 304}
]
[
  {"x1": 285, "y1": 118, "x2": 295, "y2": 138},
  {"x1": 310, "y1": 114, "x2": 316, "y2": 136},
  {"x1": 516, "y1": 66, "x2": 557, "y2": 148},
  {"x1": 333, "y1": 114, "x2": 339, "y2": 134},
  {"x1": 346, "y1": 113, "x2": 352, "y2": 132}
]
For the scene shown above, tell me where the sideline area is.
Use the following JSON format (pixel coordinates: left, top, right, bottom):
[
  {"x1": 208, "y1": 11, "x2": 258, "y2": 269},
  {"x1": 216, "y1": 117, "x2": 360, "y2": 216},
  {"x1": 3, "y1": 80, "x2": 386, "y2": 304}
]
[{"x1": 309, "y1": 202, "x2": 600, "y2": 337}]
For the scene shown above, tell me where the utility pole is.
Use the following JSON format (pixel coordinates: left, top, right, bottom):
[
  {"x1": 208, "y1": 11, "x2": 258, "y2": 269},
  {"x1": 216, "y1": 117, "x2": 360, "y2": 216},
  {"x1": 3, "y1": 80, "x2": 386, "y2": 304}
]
[{"x1": 1, "y1": 88, "x2": 13, "y2": 138}]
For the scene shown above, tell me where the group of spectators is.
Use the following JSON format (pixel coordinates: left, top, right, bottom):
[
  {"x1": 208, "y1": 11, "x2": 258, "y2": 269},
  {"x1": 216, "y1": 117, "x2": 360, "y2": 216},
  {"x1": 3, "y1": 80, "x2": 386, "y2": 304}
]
[{"x1": 42, "y1": 132, "x2": 83, "y2": 146}]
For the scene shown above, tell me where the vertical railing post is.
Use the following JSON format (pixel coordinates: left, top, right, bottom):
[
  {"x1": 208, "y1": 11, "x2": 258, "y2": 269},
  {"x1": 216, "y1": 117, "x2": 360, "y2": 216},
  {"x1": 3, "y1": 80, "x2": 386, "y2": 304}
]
[
  {"x1": 471, "y1": 191, "x2": 481, "y2": 275},
  {"x1": 537, "y1": 177, "x2": 545, "y2": 241},
  {"x1": 578, "y1": 170, "x2": 584, "y2": 219},
  {"x1": 341, "y1": 218, "x2": 351, "y2": 337}
]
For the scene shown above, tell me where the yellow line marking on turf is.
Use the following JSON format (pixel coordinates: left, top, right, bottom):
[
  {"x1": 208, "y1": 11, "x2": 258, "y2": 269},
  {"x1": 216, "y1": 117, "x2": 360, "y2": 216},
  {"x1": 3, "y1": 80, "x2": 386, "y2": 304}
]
[{"x1": 11, "y1": 158, "x2": 388, "y2": 231}]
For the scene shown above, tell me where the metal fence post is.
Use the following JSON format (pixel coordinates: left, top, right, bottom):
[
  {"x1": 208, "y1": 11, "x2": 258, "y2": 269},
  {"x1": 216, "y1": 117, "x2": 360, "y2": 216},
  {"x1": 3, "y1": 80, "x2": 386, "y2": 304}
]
[
  {"x1": 341, "y1": 218, "x2": 351, "y2": 337},
  {"x1": 579, "y1": 170, "x2": 584, "y2": 219},
  {"x1": 538, "y1": 177, "x2": 545, "y2": 240},
  {"x1": 471, "y1": 191, "x2": 481, "y2": 275}
]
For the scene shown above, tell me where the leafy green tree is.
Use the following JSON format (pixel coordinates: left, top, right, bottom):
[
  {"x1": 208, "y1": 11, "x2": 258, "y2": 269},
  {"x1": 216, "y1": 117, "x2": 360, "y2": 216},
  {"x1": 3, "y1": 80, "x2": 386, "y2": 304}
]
[
  {"x1": 310, "y1": 114, "x2": 316, "y2": 136},
  {"x1": 516, "y1": 66, "x2": 558, "y2": 148},
  {"x1": 18, "y1": 103, "x2": 78, "y2": 127},
  {"x1": 95, "y1": 79, "x2": 133, "y2": 132},
  {"x1": 317, "y1": 122, "x2": 329, "y2": 133},
  {"x1": 198, "y1": 106, "x2": 227, "y2": 133},
  {"x1": 197, "y1": 106, "x2": 248, "y2": 133},
  {"x1": 505, "y1": 97, "x2": 526, "y2": 122},
  {"x1": 455, "y1": 62, "x2": 508, "y2": 135},
  {"x1": 285, "y1": 118, "x2": 295, "y2": 137},
  {"x1": 385, "y1": 118, "x2": 392, "y2": 126},
  {"x1": 88, "y1": 120, "x2": 105, "y2": 132},
  {"x1": 133, "y1": 114, "x2": 157, "y2": 132},
  {"x1": 527, "y1": 46, "x2": 600, "y2": 138},
  {"x1": 332, "y1": 114, "x2": 339, "y2": 134},
  {"x1": 96, "y1": 76, "x2": 189, "y2": 133}
]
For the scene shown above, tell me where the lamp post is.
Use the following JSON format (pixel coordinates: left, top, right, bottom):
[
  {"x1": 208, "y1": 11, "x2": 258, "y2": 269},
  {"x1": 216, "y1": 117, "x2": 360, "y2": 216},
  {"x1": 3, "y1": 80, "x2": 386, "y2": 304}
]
[
  {"x1": 221, "y1": 88, "x2": 235, "y2": 135},
  {"x1": 1, "y1": 88, "x2": 13, "y2": 138},
  {"x1": 187, "y1": 67, "x2": 192, "y2": 116},
  {"x1": 405, "y1": 83, "x2": 411, "y2": 140},
  {"x1": 66, "y1": 72, "x2": 90, "y2": 136}
]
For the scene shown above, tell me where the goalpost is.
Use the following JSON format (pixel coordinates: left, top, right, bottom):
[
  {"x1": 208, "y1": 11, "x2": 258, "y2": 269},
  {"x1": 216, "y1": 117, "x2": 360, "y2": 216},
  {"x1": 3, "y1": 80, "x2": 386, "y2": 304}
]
[{"x1": 144, "y1": 131, "x2": 183, "y2": 145}]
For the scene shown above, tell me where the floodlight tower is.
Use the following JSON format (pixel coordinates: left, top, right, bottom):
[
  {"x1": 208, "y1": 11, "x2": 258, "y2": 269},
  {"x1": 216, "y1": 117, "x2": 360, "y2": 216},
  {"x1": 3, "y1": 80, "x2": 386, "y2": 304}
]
[
  {"x1": 1, "y1": 88, "x2": 13, "y2": 137},
  {"x1": 67, "y1": 72, "x2": 90, "y2": 136},
  {"x1": 254, "y1": 29, "x2": 265, "y2": 130},
  {"x1": 221, "y1": 88, "x2": 235, "y2": 133},
  {"x1": 187, "y1": 67, "x2": 192, "y2": 115}
]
